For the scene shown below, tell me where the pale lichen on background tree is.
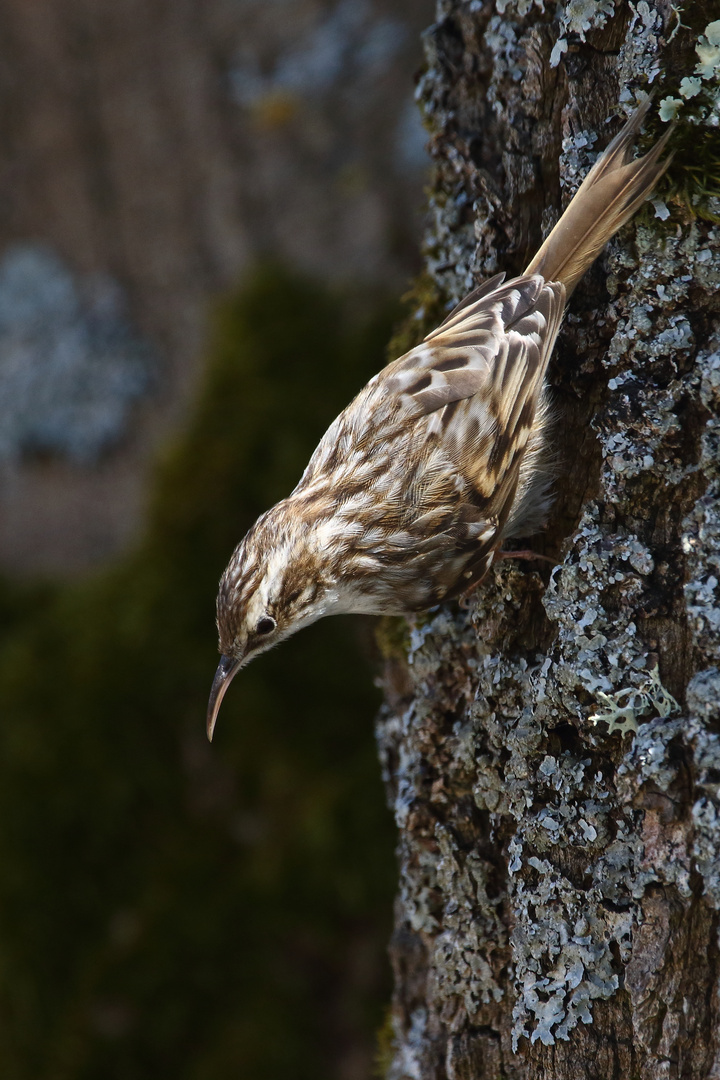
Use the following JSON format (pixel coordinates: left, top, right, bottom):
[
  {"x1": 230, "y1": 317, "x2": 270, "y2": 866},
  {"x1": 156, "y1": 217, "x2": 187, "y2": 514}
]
[{"x1": 376, "y1": 2, "x2": 720, "y2": 1077}]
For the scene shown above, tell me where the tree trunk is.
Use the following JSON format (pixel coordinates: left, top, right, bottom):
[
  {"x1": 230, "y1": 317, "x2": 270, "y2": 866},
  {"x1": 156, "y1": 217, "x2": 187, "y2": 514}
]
[{"x1": 377, "y1": 2, "x2": 720, "y2": 1077}]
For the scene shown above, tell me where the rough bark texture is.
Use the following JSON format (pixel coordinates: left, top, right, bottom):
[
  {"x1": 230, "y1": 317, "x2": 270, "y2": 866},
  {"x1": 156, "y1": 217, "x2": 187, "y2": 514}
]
[{"x1": 377, "y1": 2, "x2": 720, "y2": 1078}]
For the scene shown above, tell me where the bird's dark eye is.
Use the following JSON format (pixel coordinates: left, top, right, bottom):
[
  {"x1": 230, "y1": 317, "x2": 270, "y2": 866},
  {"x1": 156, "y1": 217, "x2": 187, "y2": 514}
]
[{"x1": 256, "y1": 616, "x2": 276, "y2": 635}]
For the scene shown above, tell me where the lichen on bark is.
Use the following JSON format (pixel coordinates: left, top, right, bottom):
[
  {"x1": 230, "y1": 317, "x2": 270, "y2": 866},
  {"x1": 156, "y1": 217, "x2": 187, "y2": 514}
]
[{"x1": 377, "y1": 2, "x2": 720, "y2": 1077}]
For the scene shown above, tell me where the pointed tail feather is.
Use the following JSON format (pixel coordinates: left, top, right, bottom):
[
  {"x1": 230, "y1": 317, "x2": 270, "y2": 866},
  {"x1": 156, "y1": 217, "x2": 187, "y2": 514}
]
[{"x1": 525, "y1": 97, "x2": 673, "y2": 295}]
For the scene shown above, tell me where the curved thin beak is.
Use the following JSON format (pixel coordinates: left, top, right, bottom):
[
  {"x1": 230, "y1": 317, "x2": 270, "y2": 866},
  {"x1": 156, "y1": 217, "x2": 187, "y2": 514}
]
[{"x1": 206, "y1": 654, "x2": 241, "y2": 742}]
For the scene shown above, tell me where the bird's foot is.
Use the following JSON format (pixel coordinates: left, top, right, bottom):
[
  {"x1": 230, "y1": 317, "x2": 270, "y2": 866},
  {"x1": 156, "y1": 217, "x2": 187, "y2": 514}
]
[{"x1": 496, "y1": 548, "x2": 555, "y2": 565}]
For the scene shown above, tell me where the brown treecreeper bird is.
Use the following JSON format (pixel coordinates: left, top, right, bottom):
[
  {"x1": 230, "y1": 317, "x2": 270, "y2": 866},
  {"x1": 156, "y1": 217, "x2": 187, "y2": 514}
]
[{"x1": 207, "y1": 97, "x2": 671, "y2": 740}]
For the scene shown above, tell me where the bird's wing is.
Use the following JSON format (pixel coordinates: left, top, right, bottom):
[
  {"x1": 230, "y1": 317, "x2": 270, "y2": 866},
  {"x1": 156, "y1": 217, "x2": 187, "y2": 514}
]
[
  {"x1": 389, "y1": 274, "x2": 563, "y2": 427},
  {"x1": 377, "y1": 274, "x2": 563, "y2": 508},
  {"x1": 298, "y1": 273, "x2": 565, "y2": 530}
]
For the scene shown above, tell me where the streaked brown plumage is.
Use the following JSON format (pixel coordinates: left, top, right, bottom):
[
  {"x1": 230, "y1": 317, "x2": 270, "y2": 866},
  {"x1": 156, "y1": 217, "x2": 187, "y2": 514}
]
[{"x1": 207, "y1": 97, "x2": 672, "y2": 740}]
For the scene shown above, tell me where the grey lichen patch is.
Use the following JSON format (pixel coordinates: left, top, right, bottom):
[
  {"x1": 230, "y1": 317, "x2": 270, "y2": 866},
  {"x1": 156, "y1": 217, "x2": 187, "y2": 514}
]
[
  {"x1": 683, "y1": 340, "x2": 720, "y2": 662},
  {"x1": 502, "y1": 703, "x2": 639, "y2": 1047},
  {"x1": 461, "y1": 568, "x2": 646, "y2": 1049},
  {"x1": 379, "y1": 575, "x2": 532, "y2": 1036},
  {"x1": 414, "y1": 12, "x2": 493, "y2": 309},
  {"x1": 387, "y1": 1006, "x2": 428, "y2": 1080},
  {"x1": 484, "y1": 12, "x2": 527, "y2": 90},
  {"x1": 615, "y1": 1, "x2": 664, "y2": 97},
  {"x1": 495, "y1": 0, "x2": 546, "y2": 18},
  {"x1": 425, "y1": 201, "x2": 479, "y2": 308},
  {"x1": 430, "y1": 822, "x2": 505, "y2": 1012},
  {"x1": 543, "y1": 512, "x2": 657, "y2": 702},
  {"x1": 656, "y1": 19, "x2": 720, "y2": 170},
  {"x1": 616, "y1": 713, "x2": 686, "y2": 801},
  {"x1": 550, "y1": 0, "x2": 617, "y2": 69},
  {"x1": 378, "y1": 602, "x2": 506, "y2": 1002},
  {"x1": 687, "y1": 669, "x2": 720, "y2": 908},
  {"x1": 617, "y1": 714, "x2": 694, "y2": 900},
  {"x1": 629, "y1": 222, "x2": 720, "y2": 304},
  {"x1": 557, "y1": 128, "x2": 601, "y2": 201},
  {"x1": 510, "y1": 857, "x2": 628, "y2": 1047},
  {"x1": 596, "y1": 228, "x2": 720, "y2": 505},
  {"x1": 383, "y1": 511, "x2": 701, "y2": 1052},
  {"x1": 507, "y1": 699, "x2": 704, "y2": 1047},
  {"x1": 614, "y1": 714, "x2": 687, "y2": 836}
]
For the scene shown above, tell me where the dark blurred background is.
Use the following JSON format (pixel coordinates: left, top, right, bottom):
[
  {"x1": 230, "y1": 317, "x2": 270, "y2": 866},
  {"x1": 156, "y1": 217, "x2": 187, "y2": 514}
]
[{"x1": 0, "y1": 1, "x2": 434, "y2": 1077}]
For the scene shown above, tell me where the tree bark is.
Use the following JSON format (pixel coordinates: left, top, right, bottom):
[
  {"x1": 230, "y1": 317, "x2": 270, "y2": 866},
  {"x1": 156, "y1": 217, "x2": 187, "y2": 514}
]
[{"x1": 377, "y1": 2, "x2": 720, "y2": 1077}]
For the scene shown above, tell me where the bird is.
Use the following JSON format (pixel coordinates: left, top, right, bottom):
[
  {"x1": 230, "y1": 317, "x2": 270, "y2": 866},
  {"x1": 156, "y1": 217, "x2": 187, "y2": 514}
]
[{"x1": 207, "y1": 97, "x2": 672, "y2": 741}]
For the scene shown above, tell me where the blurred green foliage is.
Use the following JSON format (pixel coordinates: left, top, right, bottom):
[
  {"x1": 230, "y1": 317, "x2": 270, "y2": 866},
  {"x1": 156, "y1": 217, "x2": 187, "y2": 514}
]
[{"x1": 0, "y1": 267, "x2": 398, "y2": 1080}]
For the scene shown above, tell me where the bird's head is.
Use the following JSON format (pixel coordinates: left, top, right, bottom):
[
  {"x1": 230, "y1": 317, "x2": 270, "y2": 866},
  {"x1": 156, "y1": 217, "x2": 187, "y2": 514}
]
[{"x1": 206, "y1": 505, "x2": 331, "y2": 740}]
